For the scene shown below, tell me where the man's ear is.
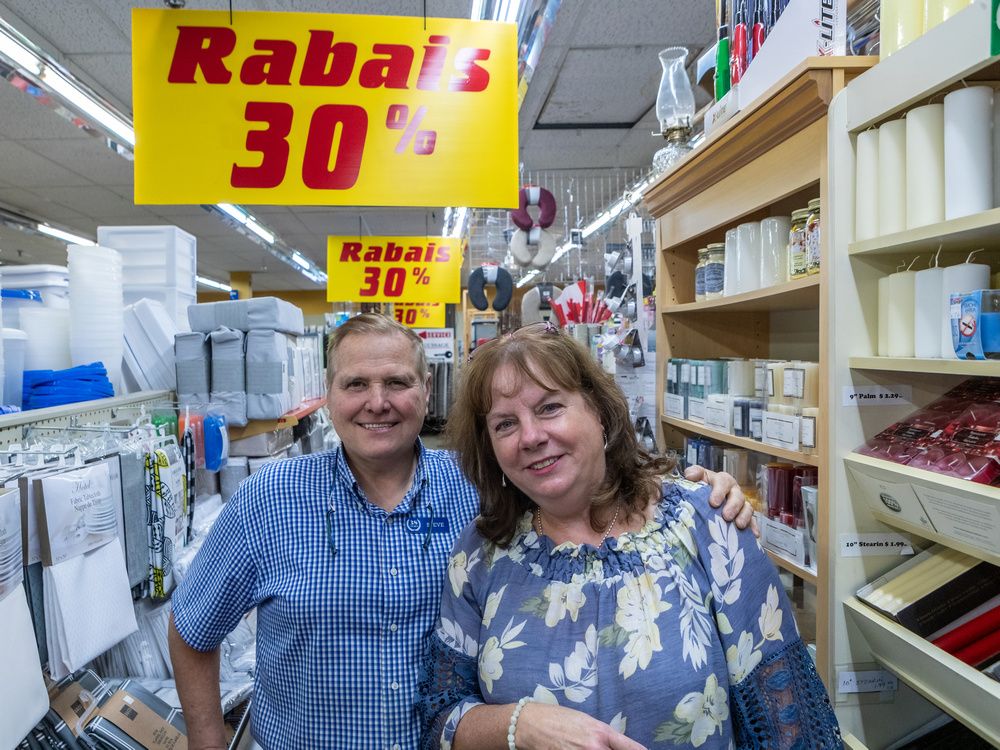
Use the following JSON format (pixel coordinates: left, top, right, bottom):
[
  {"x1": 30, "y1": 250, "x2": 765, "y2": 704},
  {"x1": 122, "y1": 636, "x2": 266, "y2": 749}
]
[{"x1": 425, "y1": 373, "x2": 432, "y2": 403}]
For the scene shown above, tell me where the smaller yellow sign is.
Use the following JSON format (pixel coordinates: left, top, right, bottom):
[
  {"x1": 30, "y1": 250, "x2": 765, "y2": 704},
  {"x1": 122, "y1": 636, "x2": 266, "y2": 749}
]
[
  {"x1": 327, "y1": 235, "x2": 462, "y2": 303},
  {"x1": 394, "y1": 302, "x2": 445, "y2": 328}
]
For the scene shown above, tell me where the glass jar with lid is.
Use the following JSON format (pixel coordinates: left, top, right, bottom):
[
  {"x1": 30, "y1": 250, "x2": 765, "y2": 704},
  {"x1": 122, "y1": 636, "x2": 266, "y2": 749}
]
[
  {"x1": 788, "y1": 209, "x2": 810, "y2": 280},
  {"x1": 704, "y1": 243, "x2": 725, "y2": 300},
  {"x1": 805, "y1": 198, "x2": 821, "y2": 275},
  {"x1": 695, "y1": 248, "x2": 708, "y2": 302}
]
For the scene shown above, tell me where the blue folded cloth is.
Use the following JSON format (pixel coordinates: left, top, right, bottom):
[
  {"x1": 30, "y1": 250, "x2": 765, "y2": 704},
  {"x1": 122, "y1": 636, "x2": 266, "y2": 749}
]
[{"x1": 22, "y1": 362, "x2": 115, "y2": 410}]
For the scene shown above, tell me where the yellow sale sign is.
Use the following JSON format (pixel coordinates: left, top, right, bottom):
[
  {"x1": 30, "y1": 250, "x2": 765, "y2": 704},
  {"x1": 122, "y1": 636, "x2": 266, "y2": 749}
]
[
  {"x1": 394, "y1": 303, "x2": 446, "y2": 328},
  {"x1": 327, "y1": 236, "x2": 461, "y2": 303},
  {"x1": 131, "y1": 9, "x2": 518, "y2": 207}
]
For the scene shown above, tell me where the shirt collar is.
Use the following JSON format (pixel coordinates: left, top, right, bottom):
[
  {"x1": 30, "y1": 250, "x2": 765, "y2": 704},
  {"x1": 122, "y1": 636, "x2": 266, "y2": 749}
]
[{"x1": 331, "y1": 438, "x2": 430, "y2": 514}]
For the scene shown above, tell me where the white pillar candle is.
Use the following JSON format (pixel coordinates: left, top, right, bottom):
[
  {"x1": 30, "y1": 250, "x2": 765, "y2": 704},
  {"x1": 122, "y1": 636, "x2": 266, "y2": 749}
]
[
  {"x1": 881, "y1": 0, "x2": 924, "y2": 58},
  {"x1": 887, "y1": 270, "x2": 917, "y2": 357},
  {"x1": 940, "y1": 261, "x2": 991, "y2": 357},
  {"x1": 855, "y1": 130, "x2": 880, "y2": 241},
  {"x1": 993, "y1": 92, "x2": 1000, "y2": 208},
  {"x1": 944, "y1": 87, "x2": 993, "y2": 220},
  {"x1": 736, "y1": 222, "x2": 762, "y2": 293},
  {"x1": 760, "y1": 216, "x2": 791, "y2": 287},
  {"x1": 878, "y1": 276, "x2": 891, "y2": 356},
  {"x1": 878, "y1": 120, "x2": 907, "y2": 235},
  {"x1": 913, "y1": 266, "x2": 944, "y2": 358},
  {"x1": 724, "y1": 227, "x2": 739, "y2": 296},
  {"x1": 906, "y1": 104, "x2": 945, "y2": 229}
]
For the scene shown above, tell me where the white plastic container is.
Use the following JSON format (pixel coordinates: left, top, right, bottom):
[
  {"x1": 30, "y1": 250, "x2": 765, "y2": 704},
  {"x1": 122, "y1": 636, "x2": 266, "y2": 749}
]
[
  {"x1": 123, "y1": 286, "x2": 194, "y2": 332},
  {"x1": 97, "y1": 225, "x2": 197, "y2": 295},
  {"x1": 0, "y1": 265, "x2": 70, "y2": 308},
  {"x1": 0, "y1": 289, "x2": 44, "y2": 329},
  {"x1": 2, "y1": 328, "x2": 27, "y2": 407}
]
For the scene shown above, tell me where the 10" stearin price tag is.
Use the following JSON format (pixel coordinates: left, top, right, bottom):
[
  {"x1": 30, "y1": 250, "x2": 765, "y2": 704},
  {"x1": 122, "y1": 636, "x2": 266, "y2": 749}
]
[
  {"x1": 327, "y1": 236, "x2": 461, "y2": 303},
  {"x1": 132, "y1": 9, "x2": 518, "y2": 208}
]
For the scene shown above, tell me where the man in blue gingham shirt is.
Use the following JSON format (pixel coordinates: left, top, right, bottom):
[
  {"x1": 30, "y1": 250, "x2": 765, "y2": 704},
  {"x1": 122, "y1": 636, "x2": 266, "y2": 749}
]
[{"x1": 169, "y1": 315, "x2": 748, "y2": 749}]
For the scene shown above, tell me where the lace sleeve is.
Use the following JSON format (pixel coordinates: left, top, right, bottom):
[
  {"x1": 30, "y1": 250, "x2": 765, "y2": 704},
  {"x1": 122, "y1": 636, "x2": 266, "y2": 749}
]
[
  {"x1": 730, "y1": 639, "x2": 842, "y2": 749},
  {"x1": 418, "y1": 635, "x2": 484, "y2": 750}
]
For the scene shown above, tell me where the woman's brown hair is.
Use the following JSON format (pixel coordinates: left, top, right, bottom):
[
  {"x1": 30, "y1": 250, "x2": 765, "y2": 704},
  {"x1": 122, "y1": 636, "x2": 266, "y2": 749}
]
[{"x1": 446, "y1": 325, "x2": 674, "y2": 546}]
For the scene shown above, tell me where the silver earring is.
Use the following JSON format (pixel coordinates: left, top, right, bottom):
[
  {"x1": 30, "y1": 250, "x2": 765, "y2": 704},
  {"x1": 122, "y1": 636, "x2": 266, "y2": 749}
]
[
  {"x1": 603, "y1": 431, "x2": 608, "y2": 451},
  {"x1": 501, "y1": 473, "x2": 507, "y2": 487}
]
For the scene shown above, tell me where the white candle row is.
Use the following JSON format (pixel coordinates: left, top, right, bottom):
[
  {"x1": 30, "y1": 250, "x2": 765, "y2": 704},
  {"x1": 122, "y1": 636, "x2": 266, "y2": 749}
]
[
  {"x1": 856, "y1": 87, "x2": 996, "y2": 242},
  {"x1": 880, "y1": 0, "x2": 972, "y2": 58},
  {"x1": 721, "y1": 217, "x2": 793, "y2": 296},
  {"x1": 878, "y1": 259, "x2": 990, "y2": 358}
]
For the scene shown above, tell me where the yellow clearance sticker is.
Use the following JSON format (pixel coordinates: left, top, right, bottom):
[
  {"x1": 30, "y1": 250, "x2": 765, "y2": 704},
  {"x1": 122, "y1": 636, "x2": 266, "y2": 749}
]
[
  {"x1": 131, "y1": 9, "x2": 518, "y2": 207},
  {"x1": 394, "y1": 303, "x2": 446, "y2": 328},
  {"x1": 327, "y1": 236, "x2": 461, "y2": 303}
]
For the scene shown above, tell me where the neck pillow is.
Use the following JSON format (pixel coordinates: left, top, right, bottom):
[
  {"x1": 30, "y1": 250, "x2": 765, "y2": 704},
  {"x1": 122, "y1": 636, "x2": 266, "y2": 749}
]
[
  {"x1": 468, "y1": 264, "x2": 513, "y2": 311},
  {"x1": 510, "y1": 186, "x2": 557, "y2": 231}
]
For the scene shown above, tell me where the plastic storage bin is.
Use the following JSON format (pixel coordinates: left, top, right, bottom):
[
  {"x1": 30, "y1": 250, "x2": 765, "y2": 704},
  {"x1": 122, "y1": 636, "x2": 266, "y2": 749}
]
[
  {"x1": 96, "y1": 225, "x2": 197, "y2": 295},
  {"x1": 1, "y1": 289, "x2": 44, "y2": 329},
  {"x1": 2, "y1": 328, "x2": 27, "y2": 407},
  {"x1": 0, "y1": 265, "x2": 70, "y2": 308},
  {"x1": 123, "y1": 286, "x2": 195, "y2": 332}
]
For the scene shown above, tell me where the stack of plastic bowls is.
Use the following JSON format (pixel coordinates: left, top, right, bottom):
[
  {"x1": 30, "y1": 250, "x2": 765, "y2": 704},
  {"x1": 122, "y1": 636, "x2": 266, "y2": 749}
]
[
  {"x1": 68, "y1": 245, "x2": 123, "y2": 394},
  {"x1": 20, "y1": 308, "x2": 72, "y2": 370}
]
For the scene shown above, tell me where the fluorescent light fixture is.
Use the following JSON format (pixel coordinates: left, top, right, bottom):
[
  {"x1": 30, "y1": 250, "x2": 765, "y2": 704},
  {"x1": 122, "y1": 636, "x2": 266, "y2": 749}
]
[
  {"x1": 290, "y1": 251, "x2": 312, "y2": 270},
  {"x1": 36, "y1": 223, "x2": 95, "y2": 246},
  {"x1": 0, "y1": 28, "x2": 42, "y2": 76},
  {"x1": 216, "y1": 203, "x2": 248, "y2": 224},
  {"x1": 196, "y1": 275, "x2": 232, "y2": 292},
  {"x1": 470, "y1": 0, "x2": 486, "y2": 19},
  {"x1": 516, "y1": 269, "x2": 540, "y2": 288},
  {"x1": 39, "y1": 67, "x2": 134, "y2": 146},
  {"x1": 244, "y1": 217, "x2": 275, "y2": 244}
]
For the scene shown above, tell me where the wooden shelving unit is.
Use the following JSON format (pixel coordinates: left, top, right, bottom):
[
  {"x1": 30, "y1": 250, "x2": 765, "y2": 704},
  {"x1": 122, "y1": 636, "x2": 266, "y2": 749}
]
[
  {"x1": 828, "y1": 5, "x2": 1000, "y2": 745},
  {"x1": 227, "y1": 397, "x2": 326, "y2": 441},
  {"x1": 845, "y1": 599, "x2": 1000, "y2": 747},
  {"x1": 662, "y1": 415, "x2": 820, "y2": 466},
  {"x1": 645, "y1": 57, "x2": 875, "y2": 692},
  {"x1": 767, "y1": 550, "x2": 818, "y2": 585}
]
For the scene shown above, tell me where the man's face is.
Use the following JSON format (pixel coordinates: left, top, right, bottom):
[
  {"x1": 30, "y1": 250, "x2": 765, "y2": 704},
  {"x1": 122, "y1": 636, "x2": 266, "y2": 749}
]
[{"x1": 327, "y1": 332, "x2": 430, "y2": 468}]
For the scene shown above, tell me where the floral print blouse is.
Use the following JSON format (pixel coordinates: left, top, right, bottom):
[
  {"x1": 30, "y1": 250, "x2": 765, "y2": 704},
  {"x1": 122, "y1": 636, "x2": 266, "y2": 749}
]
[{"x1": 419, "y1": 480, "x2": 841, "y2": 749}]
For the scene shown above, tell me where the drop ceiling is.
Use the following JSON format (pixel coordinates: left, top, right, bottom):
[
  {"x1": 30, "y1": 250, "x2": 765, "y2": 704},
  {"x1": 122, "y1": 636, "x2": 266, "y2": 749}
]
[{"x1": 0, "y1": 0, "x2": 713, "y2": 291}]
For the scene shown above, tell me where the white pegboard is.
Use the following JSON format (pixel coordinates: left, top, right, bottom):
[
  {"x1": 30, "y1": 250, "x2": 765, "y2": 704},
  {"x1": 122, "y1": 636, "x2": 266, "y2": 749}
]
[{"x1": 0, "y1": 391, "x2": 172, "y2": 450}]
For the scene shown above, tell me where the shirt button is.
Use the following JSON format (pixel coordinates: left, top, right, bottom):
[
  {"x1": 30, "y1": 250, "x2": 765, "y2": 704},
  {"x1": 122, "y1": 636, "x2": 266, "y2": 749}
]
[
  {"x1": 386, "y1": 517, "x2": 394, "y2": 526},
  {"x1": 389, "y1": 623, "x2": 398, "y2": 632},
  {"x1": 389, "y1": 567, "x2": 398, "y2": 576},
  {"x1": 390, "y1": 681, "x2": 400, "y2": 691},
  {"x1": 391, "y1": 744, "x2": 401, "y2": 750}
]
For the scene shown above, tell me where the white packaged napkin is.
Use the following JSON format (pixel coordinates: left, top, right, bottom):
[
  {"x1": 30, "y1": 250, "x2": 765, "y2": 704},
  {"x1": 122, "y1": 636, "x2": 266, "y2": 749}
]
[
  {"x1": 43, "y1": 538, "x2": 138, "y2": 679},
  {"x1": 0, "y1": 583, "x2": 49, "y2": 747}
]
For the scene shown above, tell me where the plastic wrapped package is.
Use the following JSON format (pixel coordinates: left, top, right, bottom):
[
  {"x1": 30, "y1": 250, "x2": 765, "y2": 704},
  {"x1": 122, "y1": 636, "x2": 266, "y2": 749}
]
[
  {"x1": 229, "y1": 427, "x2": 293, "y2": 457},
  {"x1": 174, "y1": 331, "x2": 210, "y2": 405},
  {"x1": 188, "y1": 297, "x2": 304, "y2": 335},
  {"x1": 209, "y1": 327, "x2": 247, "y2": 426},
  {"x1": 856, "y1": 437, "x2": 923, "y2": 465},
  {"x1": 220, "y1": 456, "x2": 250, "y2": 501},
  {"x1": 246, "y1": 330, "x2": 292, "y2": 420}
]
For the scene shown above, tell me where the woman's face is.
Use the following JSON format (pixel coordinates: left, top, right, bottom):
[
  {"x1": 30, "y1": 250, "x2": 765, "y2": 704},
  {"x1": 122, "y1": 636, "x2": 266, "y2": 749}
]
[{"x1": 485, "y1": 361, "x2": 607, "y2": 513}]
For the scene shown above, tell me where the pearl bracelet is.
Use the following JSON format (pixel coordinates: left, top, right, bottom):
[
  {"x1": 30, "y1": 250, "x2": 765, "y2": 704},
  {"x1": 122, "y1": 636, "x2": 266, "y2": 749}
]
[{"x1": 507, "y1": 696, "x2": 531, "y2": 750}]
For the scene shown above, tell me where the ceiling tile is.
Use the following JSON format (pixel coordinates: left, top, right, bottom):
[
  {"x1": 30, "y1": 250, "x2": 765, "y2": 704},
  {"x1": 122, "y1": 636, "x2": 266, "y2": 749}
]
[
  {"x1": 20, "y1": 137, "x2": 134, "y2": 186},
  {"x1": 65, "y1": 53, "x2": 134, "y2": 112},
  {"x1": 0, "y1": 140, "x2": 94, "y2": 187},
  {"x1": 1, "y1": 0, "x2": 128, "y2": 54},
  {"x1": 0, "y1": 83, "x2": 92, "y2": 140}
]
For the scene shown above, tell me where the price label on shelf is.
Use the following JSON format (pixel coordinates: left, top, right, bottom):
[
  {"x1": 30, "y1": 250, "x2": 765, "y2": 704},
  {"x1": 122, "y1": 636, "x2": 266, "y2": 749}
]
[
  {"x1": 394, "y1": 302, "x2": 445, "y2": 328},
  {"x1": 131, "y1": 9, "x2": 518, "y2": 207},
  {"x1": 327, "y1": 236, "x2": 461, "y2": 303}
]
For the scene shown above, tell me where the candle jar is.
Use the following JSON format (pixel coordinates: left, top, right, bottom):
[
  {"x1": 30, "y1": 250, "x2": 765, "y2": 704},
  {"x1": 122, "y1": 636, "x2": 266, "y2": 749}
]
[
  {"x1": 981, "y1": 291, "x2": 1000, "y2": 359},
  {"x1": 806, "y1": 198, "x2": 821, "y2": 275},
  {"x1": 788, "y1": 209, "x2": 810, "y2": 279},
  {"x1": 695, "y1": 248, "x2": 708, "y2": 302},
  {"x1": 705, "y1": 243, "x2": 725, "y2": 299}
]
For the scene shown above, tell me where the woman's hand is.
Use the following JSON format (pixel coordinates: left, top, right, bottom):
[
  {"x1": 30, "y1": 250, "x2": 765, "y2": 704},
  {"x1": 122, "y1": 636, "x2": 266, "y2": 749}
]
[
  {"x1": 516, "y1": 703, "x2": 647, "y2": 750},
  {"x1": 684, "y1": 465, "x2": 759, "y2": 538}
]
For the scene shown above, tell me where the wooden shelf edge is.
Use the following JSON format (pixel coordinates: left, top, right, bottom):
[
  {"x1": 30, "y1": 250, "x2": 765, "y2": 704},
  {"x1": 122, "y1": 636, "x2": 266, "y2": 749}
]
[
  {"x1": 844, "y1": 598, "x2": 1000, "y2": 747},
  {"x1": 662, "y1": 415, "x2": 821, "y2": 466},
  {"x1": 663, "y1": 277, "x2": 820, "y2": 314},
  {"x1": 848, "y1": 206, "x2": 1000, "y2": 256},
  {"x1": 643, "y1": 57, "x2": 875, "y2": 217},
  {"x1": 843, "y1": 452, "x2": 1000, "y2": 566},
  {"x1": 767, "y1": 550, "x2": 819, "y2": 584},
  {"x1": 849, "y1": 356, "x2": 1000, "y2": 377}
]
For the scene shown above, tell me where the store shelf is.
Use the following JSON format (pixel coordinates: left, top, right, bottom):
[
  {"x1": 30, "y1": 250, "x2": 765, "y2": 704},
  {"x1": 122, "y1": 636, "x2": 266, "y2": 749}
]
[
  {"x1": 844, "y1": 452, "x2": 1000, "y2": 566},
  {"x1": 848, "y1": 357, "x2": 1000, "y2": 376},
  {"x1": 663, "y1": 277, "x2": 819, "y2": 314},
  {"x1": 645, "y1": 57, "x2": 875, "y2": 217},
  {"x1": 844, "y1": 598, "x2": 1000, "y2": 746},
  {"x1": 662, "y1": 415, "x2": 821, "y2": 466},
  {"x1": 767, "y1": 550, "x2": 818, "y2": 585},
  {"x1": 842, "y1": 734, "x2": 868, "y2": 750},
  {"x1": 848, "y1": 207, "x2": 1000, "y2": 257},
  {"x1": 228, "y1": 397, "x2": 327, "y2": 442},
  {"x1": 0, "y1": 390, "x2": 173, "y2": 430}
]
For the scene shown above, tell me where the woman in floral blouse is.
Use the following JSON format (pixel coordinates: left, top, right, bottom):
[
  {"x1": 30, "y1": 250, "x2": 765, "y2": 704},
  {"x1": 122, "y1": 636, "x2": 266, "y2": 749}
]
[{"x1": 419, "y1": 324, "x2": 841, "y2": 749}]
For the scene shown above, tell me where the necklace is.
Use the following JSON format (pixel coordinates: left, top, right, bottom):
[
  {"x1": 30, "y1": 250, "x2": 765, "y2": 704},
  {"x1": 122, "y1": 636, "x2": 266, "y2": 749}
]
[{"x1": 535, "y1": 503, "x2": 621, "y2": 546}]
